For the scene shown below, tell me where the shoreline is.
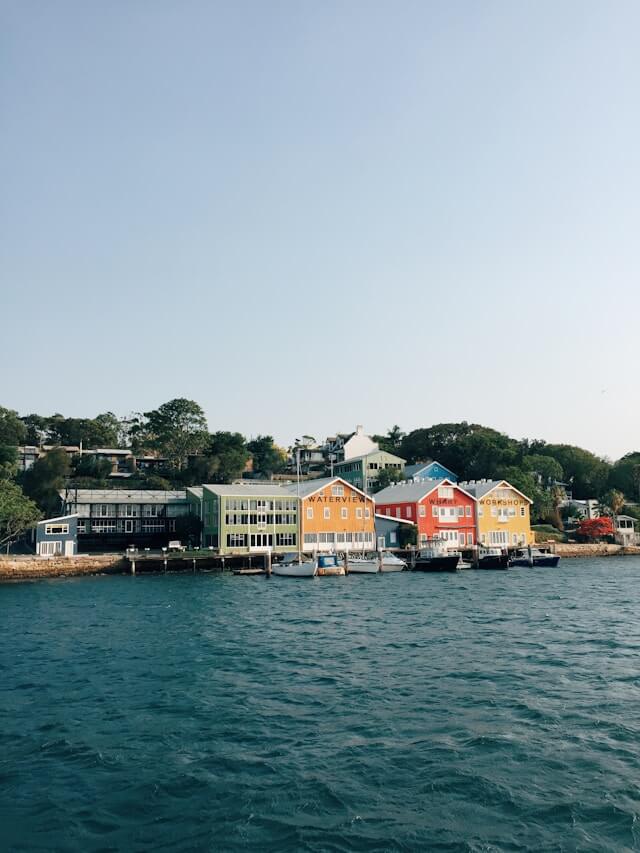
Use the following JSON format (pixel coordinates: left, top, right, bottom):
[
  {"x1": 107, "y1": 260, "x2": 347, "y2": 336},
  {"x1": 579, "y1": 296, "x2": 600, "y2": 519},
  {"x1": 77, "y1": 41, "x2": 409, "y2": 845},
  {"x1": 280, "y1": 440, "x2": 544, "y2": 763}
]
[{"x1": 2, "y1": 543, "x2": 640, "y2": 582}]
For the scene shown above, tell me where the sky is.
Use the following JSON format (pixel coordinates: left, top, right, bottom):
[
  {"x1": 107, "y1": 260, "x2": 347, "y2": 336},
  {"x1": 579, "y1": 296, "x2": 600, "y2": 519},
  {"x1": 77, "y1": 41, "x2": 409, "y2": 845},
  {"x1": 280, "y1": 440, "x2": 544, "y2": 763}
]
[{"x1": 2, "y1": 0, "x2": 639, "y2": 460}]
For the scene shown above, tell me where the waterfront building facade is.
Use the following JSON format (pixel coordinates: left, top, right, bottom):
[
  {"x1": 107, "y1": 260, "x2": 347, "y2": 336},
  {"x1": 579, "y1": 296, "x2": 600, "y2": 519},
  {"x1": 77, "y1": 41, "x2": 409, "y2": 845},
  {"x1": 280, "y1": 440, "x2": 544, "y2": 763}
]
[
  {"x1": 334, "y1": 450, "x2": 405, "y2": 492},
  {"x1": 60, "y1": 489, "x2": 194, "y2": 551},
  {"x1": 459, "y1": 479, "x2": 533, "y2": 547},
  {"x1": 194, "y1": 484, "x2": 299, "y2": 554},
  {"x1": 284, "y1": 477, "x2": 375, "y2": 553},
  {"x1": 36, "y1": 514, "x2": 78, "y2": 557},
  {"x1": 405, "y1": 461, "x2": 458, "y2": 483},
  {"x1": 375, "y1": 513, "x2": 415, "y2": 549},
  {"x1": 374, "y1": 479, "x2": 477, "y2": 549}
]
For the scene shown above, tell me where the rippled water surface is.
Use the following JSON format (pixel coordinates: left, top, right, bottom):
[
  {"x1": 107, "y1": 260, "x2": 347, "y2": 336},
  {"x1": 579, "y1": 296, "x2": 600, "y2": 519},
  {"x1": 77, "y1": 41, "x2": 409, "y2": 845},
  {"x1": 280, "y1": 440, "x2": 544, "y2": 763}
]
[{"x1": 2, "y1": 558, "x2": 640, "y2": 852}]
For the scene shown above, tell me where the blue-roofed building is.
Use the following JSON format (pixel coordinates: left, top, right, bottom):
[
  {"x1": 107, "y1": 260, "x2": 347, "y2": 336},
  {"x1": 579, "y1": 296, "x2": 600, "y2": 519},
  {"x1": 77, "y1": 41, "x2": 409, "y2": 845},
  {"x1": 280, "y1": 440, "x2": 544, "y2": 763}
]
[{"x1": 405, "y1": 461, "x2": 458, "y2": 483}]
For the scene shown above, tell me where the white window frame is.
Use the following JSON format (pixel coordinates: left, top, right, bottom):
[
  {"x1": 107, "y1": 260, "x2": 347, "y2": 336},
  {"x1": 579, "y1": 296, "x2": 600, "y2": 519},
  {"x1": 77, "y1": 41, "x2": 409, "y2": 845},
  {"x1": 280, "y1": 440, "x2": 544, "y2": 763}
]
[
  {"x1": 45, "y1": 524, "x2": 69, "y2": 535},
  {"x1": 331, "y1": 485, "x2": 344, "y2": 497},
  {"x1": 341, "y1": 507, "x2": 348, "y2": 519},
  {"x1": 419, "y1": 505, "x2": 426, "y2": 517},
  {"x1": 306, "y1": 507, "x2": 313, "y2": 519},
  {"x1": 323, "y1": 507, "x2": 331, "y2": 520}
]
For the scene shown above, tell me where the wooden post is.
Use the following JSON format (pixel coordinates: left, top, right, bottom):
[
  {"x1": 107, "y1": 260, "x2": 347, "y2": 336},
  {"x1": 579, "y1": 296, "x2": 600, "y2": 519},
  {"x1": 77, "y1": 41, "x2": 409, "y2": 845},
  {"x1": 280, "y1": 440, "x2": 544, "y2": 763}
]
[
  {"x1": 378, "y1": 550, "x2": 383, "y2": 572},
  {"x1": 192, "y1": 558, "x2": 196, "y2": 573},
  {"x1": 164, "y1": 558, "x2": 167, "y2": 573},
  {"x1": 343, "y1": 551, "x2": 349, "y2": 575},
  {"x1": 221, "y1": 557, "x2": 225, "y2": 573},
  {"x1": 472, "y1": 545, "x2": 479, "y2": 569},
  {"x1": 131, "y1": 559, "x2": 136, "y2": 575},
  {"x1": 266, "y1": 551, "x2": 271, "y2": 577}
]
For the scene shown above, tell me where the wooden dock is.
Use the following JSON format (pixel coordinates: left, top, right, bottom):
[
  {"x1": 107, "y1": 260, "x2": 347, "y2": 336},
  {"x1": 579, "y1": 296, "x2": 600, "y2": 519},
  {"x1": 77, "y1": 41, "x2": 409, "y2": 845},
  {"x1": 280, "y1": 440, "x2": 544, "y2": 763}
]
[{"x1": 124, "y1": 550, "x2": 272, "y2": 575}]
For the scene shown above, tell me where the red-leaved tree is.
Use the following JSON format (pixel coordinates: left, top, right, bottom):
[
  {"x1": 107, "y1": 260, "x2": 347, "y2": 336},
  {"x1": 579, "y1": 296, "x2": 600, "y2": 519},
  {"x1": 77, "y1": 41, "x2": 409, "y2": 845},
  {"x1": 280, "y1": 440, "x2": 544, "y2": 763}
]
[{"x1": 577, "y1": 516, "x2": 614, "y2": 541}]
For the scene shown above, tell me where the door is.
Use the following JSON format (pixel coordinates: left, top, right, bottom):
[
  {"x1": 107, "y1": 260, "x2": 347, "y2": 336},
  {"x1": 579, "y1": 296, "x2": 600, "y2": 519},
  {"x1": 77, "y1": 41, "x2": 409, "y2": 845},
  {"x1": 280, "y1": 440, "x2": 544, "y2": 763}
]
[
  {"x1": 64, "y1": 540, "x2": 74, "y2": 556},
  {"x1": 125, "y1": 519, "x2": 134, "y2": 534}
]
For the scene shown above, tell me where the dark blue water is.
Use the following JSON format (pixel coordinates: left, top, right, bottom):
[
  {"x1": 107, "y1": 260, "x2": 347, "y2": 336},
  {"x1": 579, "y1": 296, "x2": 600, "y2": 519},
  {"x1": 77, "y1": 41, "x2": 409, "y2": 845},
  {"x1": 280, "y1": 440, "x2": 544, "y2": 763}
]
[{"x1": 2, "y1": 559, "x2": 640, "y2": 852}]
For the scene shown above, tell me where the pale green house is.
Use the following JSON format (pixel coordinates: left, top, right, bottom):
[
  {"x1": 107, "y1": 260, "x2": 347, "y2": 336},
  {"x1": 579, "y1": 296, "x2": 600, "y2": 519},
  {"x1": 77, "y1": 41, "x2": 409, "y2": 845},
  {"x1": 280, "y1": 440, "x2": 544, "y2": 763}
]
[
  {"x1": 187, "y1": 483, "x2": 298, "y2": 554},
  {"x1": 333, "y1": 450, "x2": 405, "y2": 492}
]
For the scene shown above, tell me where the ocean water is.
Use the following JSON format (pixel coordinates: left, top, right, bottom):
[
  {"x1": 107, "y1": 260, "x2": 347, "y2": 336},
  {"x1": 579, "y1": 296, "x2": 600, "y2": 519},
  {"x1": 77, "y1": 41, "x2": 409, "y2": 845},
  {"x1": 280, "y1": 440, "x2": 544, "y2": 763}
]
[{"x1": 2, "y1": 559, "x2": 640, "y2": 852}]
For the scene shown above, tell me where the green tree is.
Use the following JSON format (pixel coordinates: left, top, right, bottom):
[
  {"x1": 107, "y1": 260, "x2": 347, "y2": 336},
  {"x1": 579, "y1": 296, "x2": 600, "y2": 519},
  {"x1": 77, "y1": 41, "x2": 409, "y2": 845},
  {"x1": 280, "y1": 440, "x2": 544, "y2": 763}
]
[
  {"x1": 0, "y1": 407, "x2": 27, "y2": 446},
  {"x1": 609, "y1": 453, "x2": 640, "y2": 501},
  {"x1": 72, "y1": 455, "x2": 113, "y2": 484},
  {"x1": 599, "y1": 489, "x2": 625, "y2": 517},
  {"x1": 0, "y1": 446, "x2": 18, "y2": 480},
  {"x1": 543, "y1": 444, "x2": 610, "y2": 500},
  {"x1": 523, "y1": 454, "x2": 564, "y2": 487},
  {"x1": 247, "y1": 435, "x2": 286, "y2": 478},
  {"x1": 374, "y1": 467, "x2": 403, "y2": 492},
  {"x1": 20, "y1": 414, "x2": 50, "y2": 445},
  {"x1": 0, "y1": 480, "x2": 40, "y2": 551},
  {"x1": 134, "y1": 399, "x2": 209, "y2": 469},
  {"x1": 22, "y1": 448, "x2": 71, "y2": 516},
  {"x1": 374, "y1": 425, "x2": 405, "y2": 454},
  {"x1": 46, "y1": 414, "x2": 120, "y2": 448}
]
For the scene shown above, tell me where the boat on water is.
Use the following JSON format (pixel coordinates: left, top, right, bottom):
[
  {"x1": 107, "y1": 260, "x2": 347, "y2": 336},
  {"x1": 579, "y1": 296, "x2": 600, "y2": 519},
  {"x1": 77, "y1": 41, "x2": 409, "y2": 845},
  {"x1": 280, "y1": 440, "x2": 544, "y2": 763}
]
[
  {"x1": 510, "y1": 547, "x2": 560, "y2": 568},
  {"x1": 347, "y1": 552, "x2": 408, "y2": 574},
  {"x1": 412, "y1": 539, "x2": 460, "y2": 572},
  {"x1": 316, "y1": 554, "x2": 345, "y2": 576},
  {"x1": 476, "y1": 546, "x2": 509, "y2": 570},
  {"x1": 272, "y1": 552, "x2": 317, "y2": 578}
]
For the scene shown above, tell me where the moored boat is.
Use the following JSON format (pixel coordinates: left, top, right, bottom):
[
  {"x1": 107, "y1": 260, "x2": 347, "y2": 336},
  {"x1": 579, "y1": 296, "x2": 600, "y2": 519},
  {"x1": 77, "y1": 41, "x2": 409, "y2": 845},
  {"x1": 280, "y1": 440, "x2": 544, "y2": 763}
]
[
  {"x1": 315, "y1": 554, "x2": 345, "y2": 576},
  {"x1": 412, "y1": 539, "x2": 460, "y2": 572},
  {"x1": 272, "y1": 552, "x2": 317, "y2": 578},
  {"x1": 380, "y1": 552, "x2": 407, "y2": 572},
  {"x1": 347, "y1": 556, "x2": 379, "y2": 573},
  {"x1": 476, "y1": 546, "x2": 509, "y2": 570},
  {"x1": 510, "y1": 547, "x2": 560, "y2": 568}
]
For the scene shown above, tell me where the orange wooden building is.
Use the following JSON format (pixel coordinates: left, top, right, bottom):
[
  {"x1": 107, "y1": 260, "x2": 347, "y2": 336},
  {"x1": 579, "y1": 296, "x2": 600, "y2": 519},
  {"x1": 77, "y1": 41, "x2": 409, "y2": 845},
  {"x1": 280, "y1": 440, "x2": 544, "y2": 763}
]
[{"x1": 285, "y1": 477, "x2": 376, "y2": 553}]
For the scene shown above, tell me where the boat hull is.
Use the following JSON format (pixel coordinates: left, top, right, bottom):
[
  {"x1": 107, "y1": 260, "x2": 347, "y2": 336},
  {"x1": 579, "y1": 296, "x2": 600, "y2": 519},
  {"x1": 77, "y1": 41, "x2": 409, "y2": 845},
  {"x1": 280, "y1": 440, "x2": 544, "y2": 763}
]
[
  {"x1": 412, "y1": 555, "x2": 460, "y2": 572},
  {"x1": 317, "y1": 566, "x2": 346, "y2": 576},
  {"x1": 380, "y1": 563, "x2": 405, "y2": 572},
  {"x1": 272, "y1": 563, "x2": 317, "y2": 578},
  {"x1": 510, "y1": 555, "x2": 560, "y2": 568},
  {"x1": 348, "y1": 560, "x2": 379, "y2": 574},
  {"x1": 477, "y1": 554, "x2": 510, "y2": 570}
]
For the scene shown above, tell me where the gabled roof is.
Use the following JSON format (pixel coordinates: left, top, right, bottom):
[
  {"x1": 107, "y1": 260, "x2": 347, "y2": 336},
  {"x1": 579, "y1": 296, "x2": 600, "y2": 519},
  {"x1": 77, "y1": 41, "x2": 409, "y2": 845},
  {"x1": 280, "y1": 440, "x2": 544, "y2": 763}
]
[
  {"x1": 186, "y1": 487, "x2": 204, "y2": 500},
  {"x1": 374, "y1": 512, "x2": 415, "y2": 526},
  {"x1": 373, "y1": 477, "x2": 476, "y2": 504},
  {"x1": 280, "y1": 476, "x2": 371, "y2": 501},
  {"x1": 458, "y1": 479, "x2": 533, "y2": 503},
  {"x1": 38, "y1": 513, "x2": 79, "y2": 524},
  {"x1": 334, "y1": 449, "x2": 406, "y2": 466},
  {"x1": 405, "y1": 460, "x2": 456, "y2": 478}
]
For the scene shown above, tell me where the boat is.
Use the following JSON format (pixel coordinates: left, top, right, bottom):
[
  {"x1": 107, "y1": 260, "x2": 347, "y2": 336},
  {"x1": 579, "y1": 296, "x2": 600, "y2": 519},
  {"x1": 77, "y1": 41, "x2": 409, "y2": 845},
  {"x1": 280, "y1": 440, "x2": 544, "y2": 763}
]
[
  {"x1": 272, "y1": 552, "x2": 317, "y2": 578},
  {"x1": 510, "y1": 547, "x2": 560, "y2": 568},
  {"x1": 412, "y1": 539, "x2": 460, "y2": 572},
  {"x1": 476, "y1": 546, "x2": 509, "y2": 570},
  {"x1": 347, "y1": 556, "x2": 380, "y2": 573},
  {"x1": 315, "y1": 554, "x2": 345, "y2": 576},
  {"x1": 347, "y1": 551, "x2": 407, "y2": 573}
]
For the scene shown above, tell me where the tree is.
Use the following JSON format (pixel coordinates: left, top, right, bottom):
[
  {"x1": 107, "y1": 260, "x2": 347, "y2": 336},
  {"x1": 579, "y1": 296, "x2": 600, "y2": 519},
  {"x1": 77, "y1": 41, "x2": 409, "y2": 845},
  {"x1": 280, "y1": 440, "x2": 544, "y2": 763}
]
[
  {"x1": 20, "y1": 414, "x2": 50, "y2": 446},
  {"x1": 609, "y1": 453, "x2": 640, "y2": 501},
  {"x1": 22, "y1": 448, "x2": 71, "y2": 516},
  {"x1": 398, "y1": 524, "x2": 417, "y2": 548},
  {"x1": 374, "y1": 425, "x2": 405, "y2": 454},
  {"x1": 0, "y1": 407, "x2": 27, "y2": 446},
  {"x1": 374, "y1": 467, "x2": 403, "y2": 492},
  {"x1": 134, "y1": 399, "x2": 209, "y2": 469},
  {"x1": 576, "y1": 516, "x2": 614, "y2": 541},
  {"x1": 247, "y1": 435, "x2": 286, "y2": 478},
  {"x1": 0, "y1": 480, "x2": 40, "y2": 550},
  {"x1": 46, "y1": 414, "x2": 120, "y2": 448},
  {"x1": 72, "y1": 455, "x2": 113, "y2": 484},
  {"x1": 523, "y1": 454, "x2": 564, "y2": 487},
  {"x1": 182, "y1": 432, "x2": 250, "y2": 485},
  {"x1": 599, "y1": 489, "x2": 625, "y2": 518},
  {"x1": 0, "y1": 446, "x2": 18, "y2": 480},
  {"x1": 543, "y1": 444, "x2": 610, "y2": 500}
]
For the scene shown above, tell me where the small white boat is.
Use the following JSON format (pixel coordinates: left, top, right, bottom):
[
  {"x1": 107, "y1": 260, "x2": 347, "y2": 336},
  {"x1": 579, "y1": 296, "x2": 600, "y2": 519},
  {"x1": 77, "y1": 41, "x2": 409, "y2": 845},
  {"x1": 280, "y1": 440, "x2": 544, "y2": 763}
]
[
  {"x1": 347, "y1": 556, "x2": 380, "y2": 574},
  {"x1": 380, "y1": 553, "x2": 407, "y2": 572},
  {"x1": 272, "y1": 553, "x2": 317, "y2": 578}
]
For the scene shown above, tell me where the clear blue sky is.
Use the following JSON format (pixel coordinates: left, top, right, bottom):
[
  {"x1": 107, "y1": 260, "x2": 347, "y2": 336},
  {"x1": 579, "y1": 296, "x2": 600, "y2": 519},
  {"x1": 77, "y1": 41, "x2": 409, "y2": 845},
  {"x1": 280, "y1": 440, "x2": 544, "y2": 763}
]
[{"x1": 2, "y1": 1, "x2": 639, "y2": 459}]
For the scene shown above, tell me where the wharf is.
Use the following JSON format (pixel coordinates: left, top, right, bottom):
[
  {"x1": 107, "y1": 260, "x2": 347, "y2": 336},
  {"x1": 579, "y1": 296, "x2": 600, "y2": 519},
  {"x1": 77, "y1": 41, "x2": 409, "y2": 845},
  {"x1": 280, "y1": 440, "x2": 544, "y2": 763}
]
[{"x1": 124, "y1": 550, "x2": 272, "y2": 575}]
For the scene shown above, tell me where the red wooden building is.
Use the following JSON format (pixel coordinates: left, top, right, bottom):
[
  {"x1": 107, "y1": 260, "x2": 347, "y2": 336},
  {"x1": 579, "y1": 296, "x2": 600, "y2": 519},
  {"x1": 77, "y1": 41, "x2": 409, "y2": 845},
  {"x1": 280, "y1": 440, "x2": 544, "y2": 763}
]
[{"x1": 374, "y1": 478, "x2": 476, "y2": 549}]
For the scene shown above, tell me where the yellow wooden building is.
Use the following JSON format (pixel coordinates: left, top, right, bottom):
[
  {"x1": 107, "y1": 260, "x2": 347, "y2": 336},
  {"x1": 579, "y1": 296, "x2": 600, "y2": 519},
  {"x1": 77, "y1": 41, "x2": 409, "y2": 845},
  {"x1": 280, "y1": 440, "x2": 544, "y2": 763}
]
[{"x1": 458, "y1": 479, "x2": 533, "y2": 547}]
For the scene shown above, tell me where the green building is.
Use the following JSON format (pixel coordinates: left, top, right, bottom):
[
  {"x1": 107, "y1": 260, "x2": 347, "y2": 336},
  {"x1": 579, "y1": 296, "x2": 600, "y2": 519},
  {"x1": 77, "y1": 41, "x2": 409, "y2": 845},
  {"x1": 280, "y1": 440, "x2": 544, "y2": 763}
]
[
  {"x1": 187, "y1": 484, "x2": 298, "y2": 554},
  {"x1": 333, "y1": 450, "x2": 405, "y2": 492}
]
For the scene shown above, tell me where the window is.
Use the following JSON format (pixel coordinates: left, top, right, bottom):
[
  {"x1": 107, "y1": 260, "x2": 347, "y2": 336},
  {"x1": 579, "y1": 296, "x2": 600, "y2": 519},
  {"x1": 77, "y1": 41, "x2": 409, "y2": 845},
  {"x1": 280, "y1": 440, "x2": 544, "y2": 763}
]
[
  {"x1": 432, "y1": 505, "x2": 438, "y2": 517},
  {"x1": 465, "y1": 506, "x2": 471, "y2": 517},
  {"x1": 323, "y1": 507, "x2": 330, "y2": 520},
  {"x1": 91, "y1": 519, "x2": 116, "y2": 533},
  {"x1": 341, "y1": 508, "x2": 348, "y2": 519},
  {"x1": 304, "y1": 533, "x2": 317, "y2": 544},
  {"x1": 481, "y1": 533, "x2": 486, "y2": 543},
  {"x1": 420, "y1": 533, "x2": 428, "y2": 546},
  {"x1": 365, "y1": 508, "x2": 370, "y2": 519},
  {"x1": 250, "y1": 533, "x2": 273, "y2": 548},
  {"x1": 141, "y1": 520, "x2": 164, "y2": 533},
  {"x1": 406, "y1": 506, "x2": 412, "y2": 518},
  {"x1": 419, "y1": 505, "x2": 426, "y2": 517},
  {"x1": 39, "y1": 541, "x2": 62, "y2": 556},
  {"x1": 467, "y1": 533, "x2": 473, "y2": 545},
  {"x1": 389, "y1": 532, "x2": 397, "y2": 544},
  {"x1": 77, "y1": 520, "x2": 85, "y2": 534},
  {"x1": 227, "y1": 533, "x2": 247, "y2": 548},
  {"x1": 395, "y1": 508, "x2": 401, "y2": 518},
  {"x1": 512, "y1": 533, "x2": 518, "y2": 544},
  {"x1": 143, "y1": 505, "x2": 160, "y2": 517},
  {"x1": 520, "y1": 506, "x2": 526, "y2": 517},
  {"x1": 276, "y1": 533, "x2": 296, "y2": 547},
  {"x1": 438, "y1": 486, "x2": 454, "y2": 499},
  {"x1": 356, "y1": 508, "x2": 363, "y2": 519},
  {"x1": 307, "y1": 507, "x2": 313, "y2": 519},
  {"x1": 45, "y1": 524, "x2": 69, "y2": 535},
  {"x1": 490, "y1": 531, "x2": 509, "y2": 545},
  {"x1": 491, "y1": 507, "x2": 497, "y2": 517},
  {"x1": 478, "y1": 507, "x2": 484, "y2": 517},
  {"x1": 459, "y1": 532, "x2": 465, "y2": 545},
  {"x1": 331, "y1": 485, "x2": 344, "y2": 497},
  {"x1": 457, "y1": 507, "x2": 464, "y2": 517}
]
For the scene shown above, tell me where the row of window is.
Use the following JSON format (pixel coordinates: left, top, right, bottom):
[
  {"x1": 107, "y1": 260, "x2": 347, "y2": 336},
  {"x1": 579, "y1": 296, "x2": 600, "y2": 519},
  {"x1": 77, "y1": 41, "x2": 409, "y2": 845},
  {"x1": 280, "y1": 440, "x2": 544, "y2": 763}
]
[
  {"x1": 69, "y1": 504, "x2": 188, "y2": 518},
  {"x1": 421, "y1": 532, "x2": 473, "y2": 546},
  {"x1": 478, "y1": 506, "x2": 526, "y2": 518},
  {"x1": 79, "y1": 519, "x2": 176, "y2": 534},
  {"x1": 224, "y1": 499, "x2": 298, "y2": 512},
  {"x1": 303, "y1": 532, "x2": 375, "y2": 544},
  {"x1": 482, "y1": 532, "x2": 528, "y2": 545},
  {"x1": 306, "y1": 506, "x2": 370, "y2": 520},
  {"x1": 224, "y1": 513, "x2": 297, "y2": 526},
  {"x1": 225, "y1": 533, "x2": 298, "y2": 547}
]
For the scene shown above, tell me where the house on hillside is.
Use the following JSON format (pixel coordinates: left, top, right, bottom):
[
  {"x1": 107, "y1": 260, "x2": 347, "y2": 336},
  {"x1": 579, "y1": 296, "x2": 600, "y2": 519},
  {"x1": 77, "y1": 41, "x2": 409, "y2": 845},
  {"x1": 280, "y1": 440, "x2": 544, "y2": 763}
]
[
  {"x1": 333, "y1": 449, "x2": 405, "y2": 492},
  {"x1": 405, "y1": 461, "x2": 457, "y2": 483}
]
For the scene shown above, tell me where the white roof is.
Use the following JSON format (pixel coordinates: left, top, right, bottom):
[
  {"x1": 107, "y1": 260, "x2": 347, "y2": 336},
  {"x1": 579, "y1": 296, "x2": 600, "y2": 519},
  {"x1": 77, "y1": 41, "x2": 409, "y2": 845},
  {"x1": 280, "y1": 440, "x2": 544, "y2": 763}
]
[
  {"x1": 374, "y1": 513, "x2": 415, "y2": 526},
  {"x1": 280, "y1": 476, "x2": 371, "y2": 500},
  {"x1": 458, "y1": 479, "x2": 532, "y2": 503},
  {"x1": 38, "y1": 513, "x2": 79, "y2": 524}
]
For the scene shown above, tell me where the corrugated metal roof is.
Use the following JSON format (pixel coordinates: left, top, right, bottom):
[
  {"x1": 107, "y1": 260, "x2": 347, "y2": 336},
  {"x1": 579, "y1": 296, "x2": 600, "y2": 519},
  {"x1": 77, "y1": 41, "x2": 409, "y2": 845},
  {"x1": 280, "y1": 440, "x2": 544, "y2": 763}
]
[
  {"x1": 373, "y1": 479, "x2": 446, "y2": 503},
  {"x1": 202, "y1": 483, "x2": 292, "y2": 496},
  {"x1": 334, "y1": 449, "x2": 406, "y2": 466},
  {"x1": 59, "y1": 489, "x2": 187, "y2": 503},
  {"x1": 458, "y1": 479, "x2": 532, "y2": 502},
  {"x1": 279, "y1": 476, "x2": 370, "y2": 500}
]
